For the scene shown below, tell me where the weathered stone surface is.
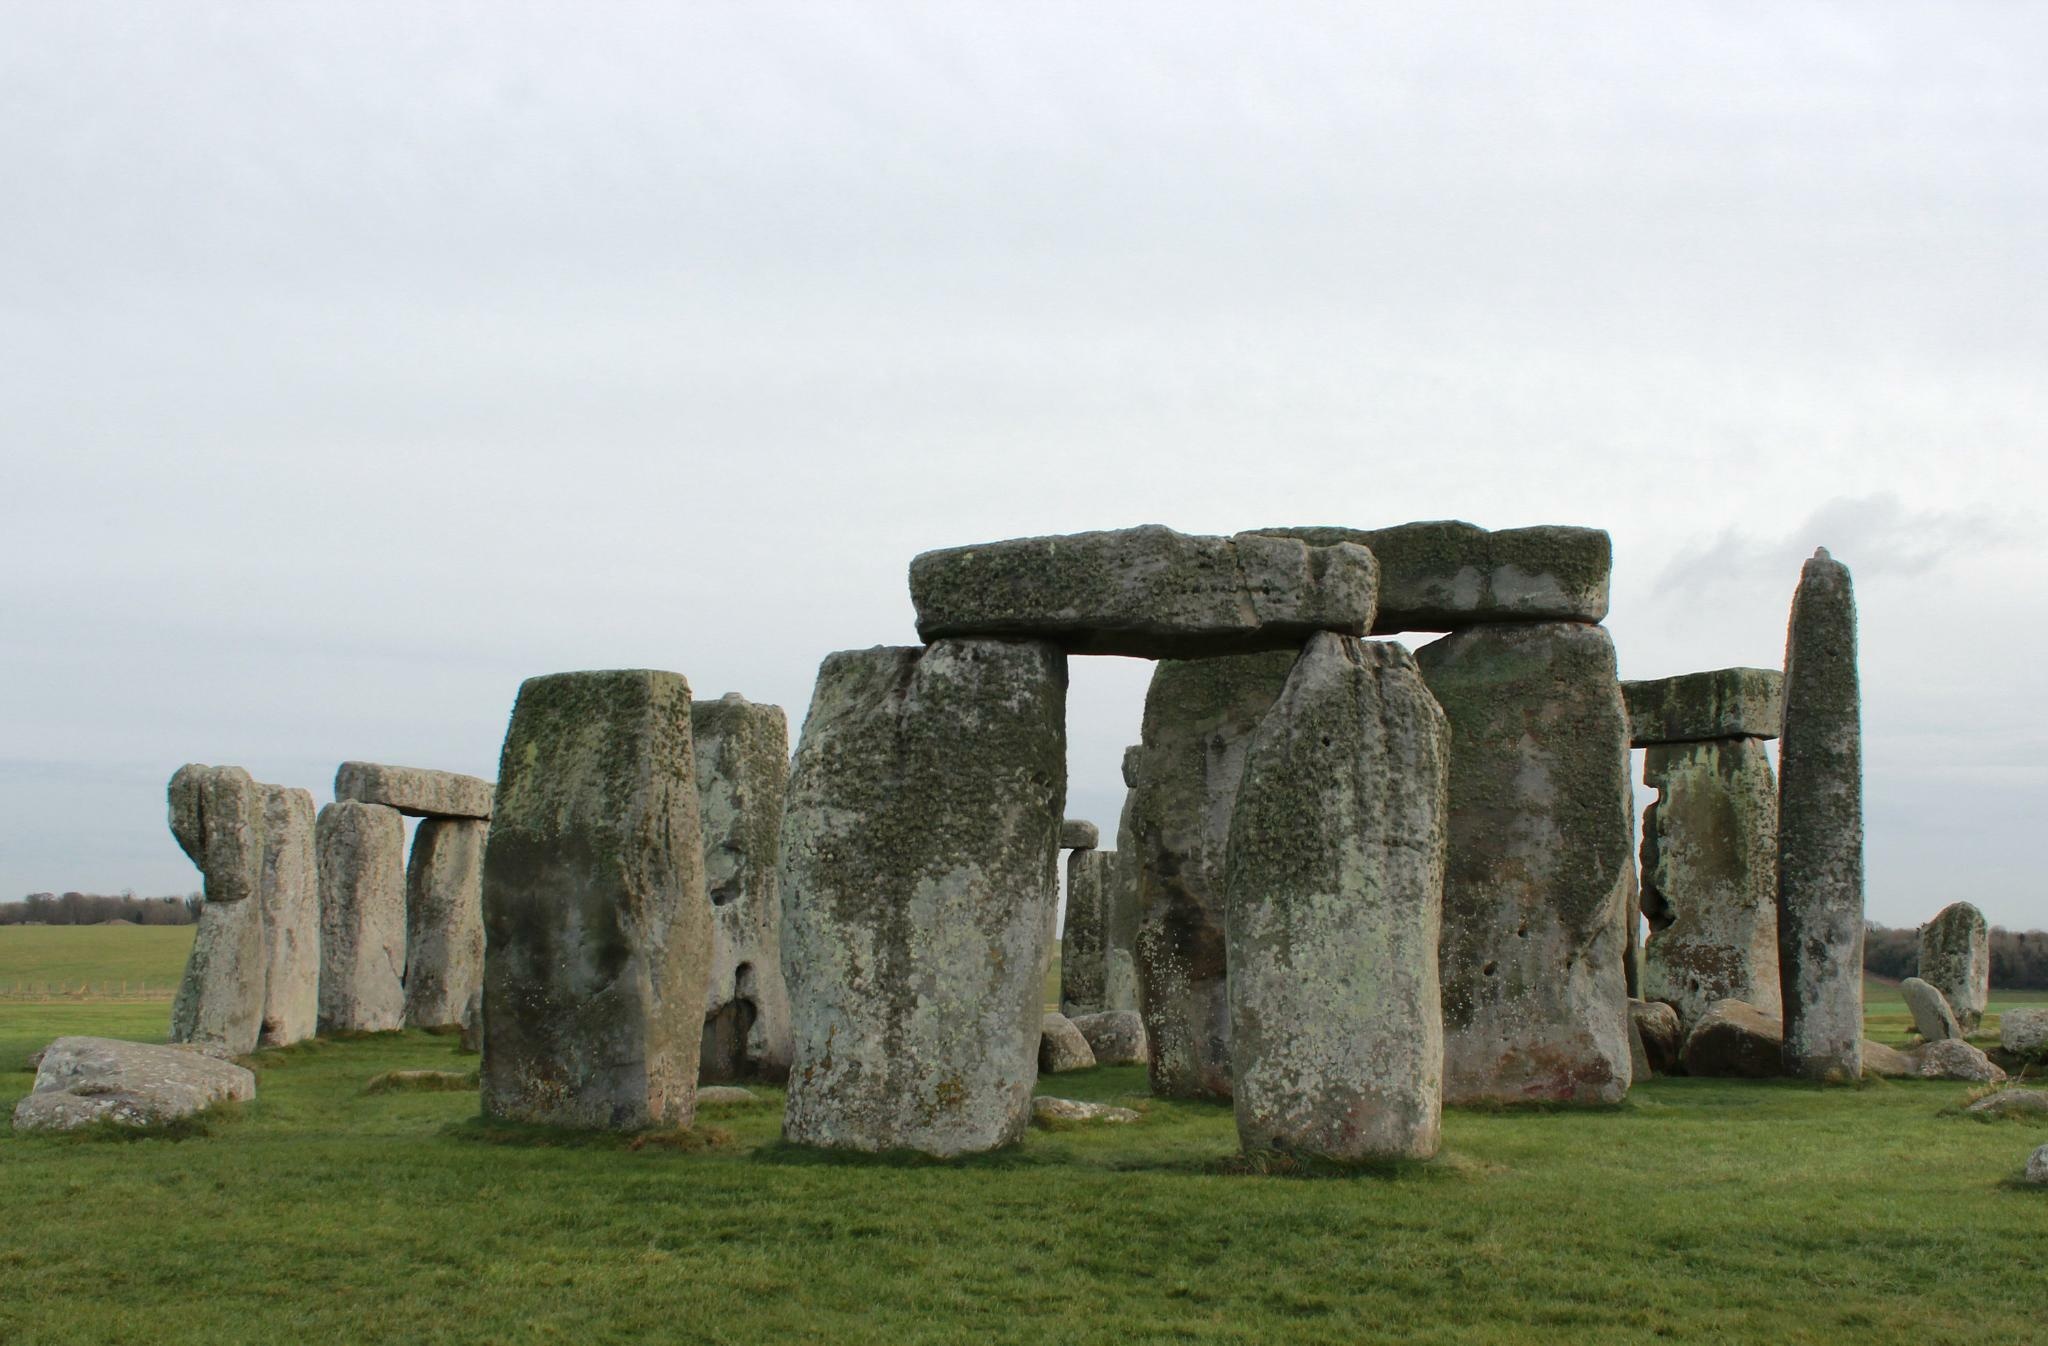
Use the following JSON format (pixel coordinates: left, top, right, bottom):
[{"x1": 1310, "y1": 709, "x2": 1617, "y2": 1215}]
[
  {"x1": 1060, "y1": 819, "x2": 1100, "y2": 851},
  {"x1": 256, "y1": 784, "x2": 319, "y2": 1048},
  {"x1": 1622, "y1": 864, "x2": 1643, "y2": 1000},
  {"x1": 481, "y1": 669, "x2": 710, "y2": 1131},
  {"x1": 1775, "y1": 548, "x2": 1864, "y2": 1082},
  {"x1": 12, "y1": 1037, "x2": 255, "y2": 1132},
  {"x1": 334, "y1": 761, "x2": 493, "y2": 820},
  {"x1": 1627, "y1": 1015, "x2": 1652, "y2": 1081},
  {"x1": 1032, "y1": 1097, "x2": 1140, "y2": 1125},
  {"x1": 1918, "y1": 902, "x2": 1990, "y2": 1032},
  {"x1": 1629, "y1": 1000, "x2": 1683, "y2": 1076},
  {"x1": 1130, "y1": 650, "x2": 1296, "y2": 1100},
  {"x1": 1966, "y1": 1089, "x2": 2048, "y2": 1118},
  {"x1": 1860, "y1": 1039, "x2": 1916, "y2": 1078},
  {"x1": 316, "y1": 800, "x2": 407, "y2": 1034},
  {"x1": 909, "y1": 526, "x2": 1379, "y2": 658},
  {"x1": 696, "y1": 1085, "x2": 759, "y2": 1106},
  {"x1": 167, "y1": 765, "x2": 267, "y2": 1056},
  {"x1": 1900, "y1": 977, "x2": 1962, "y2": 1043},
  {"x1": 1069, "y1": 1009, "x2": 1148, "y2": 1066},
  {"x1": 459, "y1": 987, "x2": 483, "y2": 1054},
  {"x1": 1415, "y1": 621, "x2": 1634, "y2": 1105},
  {"x1": 1257, "y1": 521, "x2": 1609, "y2": 631},
  {"x1": 2001, "y1": 1007, "x2": 2048, "y2": 1061},
  {"x1": 1622, "y1": 668, "x2": 1783, "y2": 746},
  {"x1": 692, "y1": 694, "x2": 794, "y2": 1084},
  {"x1": 1639, "y1": 737, "x2": 1781, "y2": 1030},
  {"x1": 1040, "y1": 1013, "x2": 1097, "y2": 1073},
  {"x1": 1060, "y1": 849, "x2": 1113, "y2": 1016},
  {"x1": 403, "y1": 817, "x2": 486, "y2": 1030},
  {"x1": 1103, "y1": 791, "x2": 1142, "y2": 1014},
  {"x1": 1680, "y1": 999, "x2": 1783, "y2": 1079},
  {"x1": 1227, "y1": 634, "x2": 1448, "y2": 1160},
  {"x1": 1914, "y1": 1039, "x2": 2005, "y2": 1083},
  {"x1": 780, "y1": 640, "x2": 1066, "y2": 1155},
  {"x1": 2026, "y1": 1144, "x2": 2048, "y2": 1185}
]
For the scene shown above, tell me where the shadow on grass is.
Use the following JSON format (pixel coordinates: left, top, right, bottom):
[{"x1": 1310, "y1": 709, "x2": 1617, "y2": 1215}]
[{"x1": 441, "y1": 1115, "x2": 735, "y2": 1153}]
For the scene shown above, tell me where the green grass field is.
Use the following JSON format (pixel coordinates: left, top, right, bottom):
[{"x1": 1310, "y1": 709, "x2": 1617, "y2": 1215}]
[
  {"x1": 0, "y1": 924, "x2": 194, "y2": 996},
  {"x1": 2, "y1": 935, "x2": 2044, "y2": 1344}
]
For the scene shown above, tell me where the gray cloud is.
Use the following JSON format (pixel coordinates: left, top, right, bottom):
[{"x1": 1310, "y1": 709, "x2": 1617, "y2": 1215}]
[{"x1": 1653, "y1": 493, "x2": 2020, "y2": 597}]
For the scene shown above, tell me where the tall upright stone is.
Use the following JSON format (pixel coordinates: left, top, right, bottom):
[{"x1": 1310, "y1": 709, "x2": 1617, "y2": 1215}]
[
  {"x1": 692, "y1": 693, "x2": 794, "y2": 1084},
  {"x1": 316, "y1": 800, "x2": 407, "y2": 1034},
  {"x1": 1227, "y1": 635, "x2": 1449, "y2": 1161},
  {"x1": 256, "y1": 784, "x2": 319, "y2": 1047},
  {"x1": 1638, "y1": 738, "x2": 1781, "y2": 1029},
  {"x1": 403, "y1": 817, "x2": 487, "y2": 1030},
  {"x1": 481, "y1": 669, "x2": 710, "y2": 1130},
  {"x1": 1130, "y1": 649, "x2": 1296, "y2": 1099},
  {"x1": 1102, "y1": 784, "x2": 1143, "y2": 1014},
  {"x1": 1774, "y1": 548, "x2": 1864, "y2": 1082},
  {"x1": 1918, "y1": 902, "x2": 1990, "y2": 1032},
  {"x1": 1060, "y1": 848, "x2": 1113, "y2": 1017},
  {"x1": 780, "y1": 639, "x2": 1066, "y2": 1156},
  {"x1": 1415, "y1": 621, "x2": 1634, "y2": 1104},
  {"x1": 167, "y1": 764, "x2": 268, "y2": 1056}
]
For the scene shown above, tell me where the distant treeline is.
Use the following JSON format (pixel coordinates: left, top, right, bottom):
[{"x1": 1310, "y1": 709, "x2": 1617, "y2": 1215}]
[
  {"x1": 1, "y1": 892, "x2": 201, "y2": 926},
  {"x1": 1865, "y1": 923, "x2": 2048, "y2": 991}
]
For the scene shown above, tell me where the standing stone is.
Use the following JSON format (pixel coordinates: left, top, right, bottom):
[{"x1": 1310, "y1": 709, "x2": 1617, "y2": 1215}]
[
  {"x1": 256, "y1": 784, "x2": 319, "y2": 1047},
  {"x1": 1622, "y1": 863, "x2": 1643, "y2": 1001},
  {"x1": 1775, "y1": 548, "x2": 1864, "y2": 1082},
  {"x1": 1060, "y1": 849, "x2": 1114, "y2": 1017},
  {"x1": 692, "y1": 693, "x2": 794, "y2": 1084},
  {"x1": 780, "y1": 640, "x2": 1066, "y2": 1155},
  {"x1": 403, "y1": 817, "x2": 487, "y2": 1030},
  {"x1": 1102, "y1": 783, "x2": 1142, "y2": 1014},
  {"x1": 1918, "y1": 902, "x2": 1990, "y2": 1032},
  {"x1": 1227, "y1": 635, "x2": 1449, "y2": 1161},
  {"x1": 1638, "y1": 737, "x2": 1781, "y2": 1030},
  {"x1": 1416, "y1": 621, "x2": 1634, "y2": 1105},
  {"x1": 1130, "y1": 650, "x2": 1296, "y2": 1099},
  {"x1": 167, "y1": 764, "x2": 267, "y2": 1057},
  {"x1": 1899, "y1": 977, "x2": 1962, "y2": 1043},
  {"x1": 316, "y1": 800, "x2": 407, "y2": 1034},
  {"x1": 481, "y1": 669, "x2": 709, "y2": 1130}
]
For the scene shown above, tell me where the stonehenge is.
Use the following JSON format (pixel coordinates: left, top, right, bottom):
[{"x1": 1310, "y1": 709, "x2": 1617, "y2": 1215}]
[
  {"x1": 316, "y1": 800, "x2": 408, "y2": 1034},
  {"x1": 402, "y1": 817, "x2": 487, "y2": 1030},
  {"x1": 1898, "y1": 977, "x2": 1961, "y2": 1043},
  {"x1": 1917, "y1": 902, "x2": 1989, "y2": 1032},
  {"x1": 1775, "y1": 548, "x2": 1865, "y2": 1082},
  {"x1": 481, "y1": 669, "x2": 711, "y2": 1131},
  {"x1": 167, "y1": 764, "x2": 270, "y2": 1056},
  {"x1": 1059, "y1": 840, "x2": 1113, "y2": 1017},
  {"x1": 1625, "y1": 668, "x2": 1783, "y2": 1030},
  {"x1": 334, "y1": 761, "x2": 493, "y2": 820},
  {"x1": 255, "y1": 783, "x2": 320, "y2": 1047},
  {"x1": 13, "y1": 1037, "x2": 257, "y2": 1133}
]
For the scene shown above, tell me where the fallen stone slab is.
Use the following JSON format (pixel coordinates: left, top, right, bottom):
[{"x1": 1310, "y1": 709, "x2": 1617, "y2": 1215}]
[
  {"x1": 1680, "y1": 1000, "x2": 1783, "y2": 1079},
  {"x1": 403, "y1": 816, "x2": 487, "y2": 1031},
  {"x1": 1226, "y1": 633, "x2": 1448, "y2": 1161},
  {"x1": 909, "y1": 525, "x2": 1379, "y2": 658},
  {"x1": 1069, "y1": 1009, "x2": 1148, "y2": 1066},
  {"x1": 1914, "y1": 1039, "x2": 2005, "y2": 1083},
  {"x1": 1622, "y1": 668, "x2": 1783, "y2": 746},
  {"x1": 2001, "y1": 1007, "x2": 2048, "y2": 1061},
  {"x1": 482, "y1": 669, "x2": 711, "y2": 1131},
  {"x1": 317, "y1": 800, "x2": 408, "y2": 1034},
  {"x1": 1257, "y1": 520, "x2": 1609, "y2": 631},
  {"x1": 1629, "y1": 1000, "x2": 1683, "y2": 1076},
  {"x1": 1031, "y1": 1097, "x2": 1141, "y2": 1125},
  {"x1": 1900, "y1": 977, "x2": 1962, "y2": 1043},
  {"x1": 334, "y1": 761, "x2": 494, "y2": 820},
  {"x1": 2027, "y1": 1144, "x2": 2048, "y2": 1185},
  {"x1": 1966, "y1": 1089, "x2": 2048, "y2": 1118},
  {"x1": 1919, "y1": 903, "x2": 1990, "y2": 1032},
  {"x1": 1040, "y1": 1013, "x2": 1097, "y2": 1074},
  {"x1": 12, "y1": 1037, "x2": 255, "y2": 1132},
  {"x1": 1060, "y1": 819, "x2": 1100, "y2": 851},
  {"x1": 695, "y1": 1085, "x2": 760, "y2": 1106},
  {"x1": 1861, "y1": 1040, "x2": 1917, "y2": 1078}
]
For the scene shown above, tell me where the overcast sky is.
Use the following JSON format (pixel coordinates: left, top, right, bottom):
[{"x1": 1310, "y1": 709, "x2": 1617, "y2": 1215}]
[{"x1": 3, "y1": 3, "x2": 2043, "y2": 930}]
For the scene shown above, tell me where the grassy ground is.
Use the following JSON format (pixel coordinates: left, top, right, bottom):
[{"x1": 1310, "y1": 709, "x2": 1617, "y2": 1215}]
[
  {"x1": 2, "y1": 946, "x2": 2044, "y2": 1344},
  {"x1": 0, "y1": 924, "x2": 194, "y2": 996}
]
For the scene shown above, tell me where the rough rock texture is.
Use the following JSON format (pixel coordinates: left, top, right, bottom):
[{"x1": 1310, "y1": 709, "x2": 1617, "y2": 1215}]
[
  {"x1": 1040, "y1": 1013, "x2": 1097, "y2": 1073},
  {"x1": 403, "y1": 817, "x2": 487, "y2": 1030},
  {"x1": 692, "y1": 694, "x2": 794, "y2": 1084},
  {"x1": 1775, "y1": 548, "x2": 1865, "y2": 1082},
  {"x1": 334, "y1": 761, "x2": 493, "y2": 820},
  {"x1": 1966, "y1": 1089, "x2": 2048, "y2": 1117},
  {"x1": 1069, "y1": 1010, "x2": 1148, "y2": 1066},
  {"x1": 1918, "y1": 902, "x2": 1991, "y2": 1032},
  {"x1": 1622, "y1": 864, "x2": 1643, "y2": 1000},
  {"x1": 316, "y1": 800, "x2": 408, "y2": 1035},
  {"x1": 1060, "y1": 849, "x2": 1114, "y2": 1016},
  {"x1": 1899, "y1": 977, "x2": 1962, "y2": 1043},
  {"x1": 481, "y1": 669, "x2": 710, "y2": 1131},
  {"x1": 780, "y1": 640, "x2": 1066, "y2": 1155},
  {"x1": 1103, "y1": 791, "x2": 1142, "y2": 1013},
  {"x1": 696, "y1": 1085, "x2": 759, "y2": 1106},
  {"x1": 1226, "y1": 634, "x2": 1448, "y2": 1161},
  {"x1": 167, "y1": 765, "x2": 268, "y2": 1057},
  {"x1": 459, "y1": 987, "x2": 483, "y2": 1054},
  {"x1": 1130, "y1": 650, "x2": 1297, "y2": 1099},
  {"x1": 1639, "y1": 738, "x2": 1781, "y2": 1030},
  {"x1": 1060, "y1": 819, "x2": 1100, "y2": 851},
  {"x1": 1032, "y1": 1097, "x2": 1140, "y2": 1125},
  {"x1": 1629, "y1": 1000, "x2": 1683, "y2": 1077},
  {"x1": 909, "y1": 525, "x2": 1379, "y2": 658},
  {"x1": 1622, "y1": 668, "x2": 1783, "y2": 746},
  {"x1": 1257, "y1": 521, "x2": 1609, "y2": 631},
  {"x1": 2027, "y1": 1145, "x2": 2048, "y2": 1186},
  {"x1": 1914, "y1": 1039, "x2": 2005, "y2": 1083},
  {"x1": 1680, "y1": 999, "x2": 1783, "y2": 1079},
  {"x1": 1860, "y1": 1040, "x2": 1916, "y2": 1078},
  {"x1": 1415, "y1": 621, "x2": 1634, "y2": 1105},
  {"x1": 12, "y1": 1037, "x2": 255, "y2": 1132},
  {"x1": 256, "y1": 784, "x2": 319, "y2": 1048},
  {"x1": 2001, "y1": 1007, "x2": 2048, "y2": 1061}
]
